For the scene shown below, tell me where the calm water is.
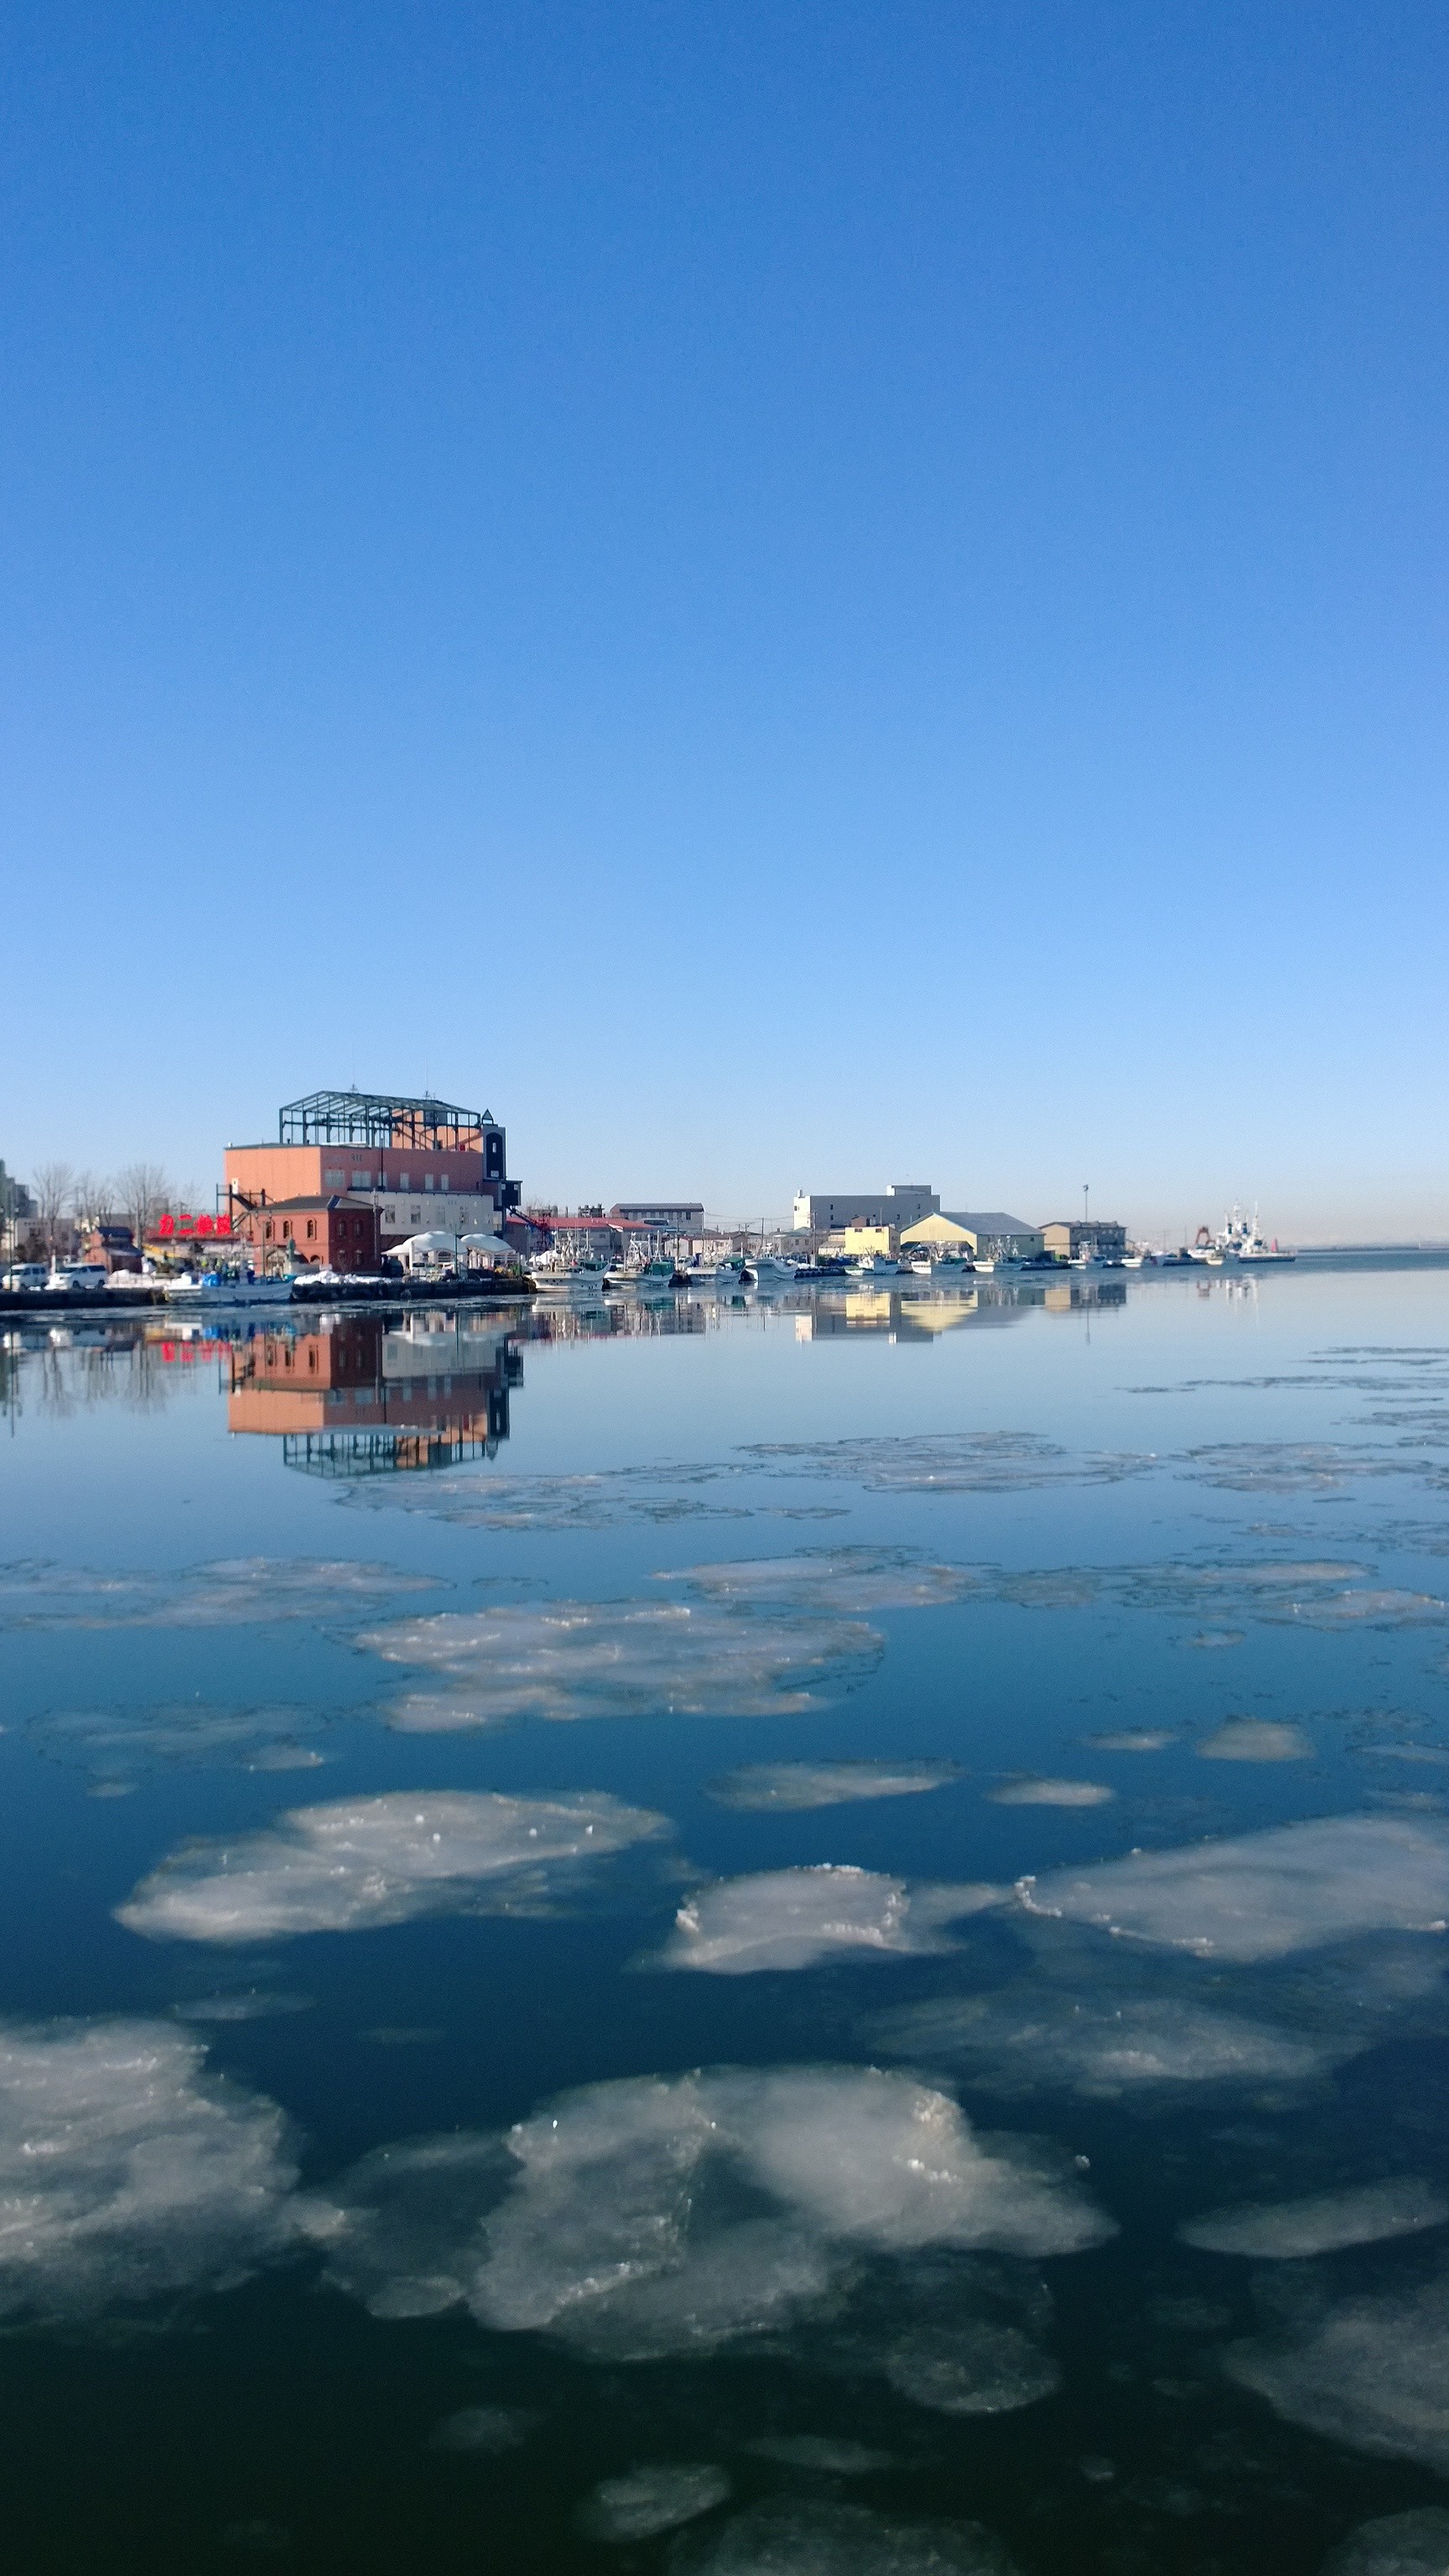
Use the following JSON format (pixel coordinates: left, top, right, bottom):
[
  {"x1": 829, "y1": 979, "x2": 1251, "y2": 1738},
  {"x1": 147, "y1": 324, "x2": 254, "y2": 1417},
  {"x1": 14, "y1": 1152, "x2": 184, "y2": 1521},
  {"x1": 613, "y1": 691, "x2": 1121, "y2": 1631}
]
[{"x1": 4, "y1": 1266, "x2": 1449, "y2": 2575}]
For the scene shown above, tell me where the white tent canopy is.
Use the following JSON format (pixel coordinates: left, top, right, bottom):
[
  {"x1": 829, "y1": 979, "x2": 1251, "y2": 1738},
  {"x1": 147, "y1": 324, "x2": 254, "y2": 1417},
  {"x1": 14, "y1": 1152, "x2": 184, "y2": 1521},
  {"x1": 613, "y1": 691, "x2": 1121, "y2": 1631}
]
[{"x1": 392, "y1": 1228, "x2": 523, "y2": 1274}]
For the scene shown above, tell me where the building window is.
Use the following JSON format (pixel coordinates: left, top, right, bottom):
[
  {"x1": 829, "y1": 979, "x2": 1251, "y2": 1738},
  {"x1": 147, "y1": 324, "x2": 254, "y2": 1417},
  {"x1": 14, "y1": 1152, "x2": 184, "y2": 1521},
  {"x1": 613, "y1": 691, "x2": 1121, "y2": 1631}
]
[
  {"x1": 263, "y1": 1221, "x2": 273, "y2": 1241},
  {"x1": 282, "y1": 1221, "x2": 292, "y2": 1239},
  {"x1": 306, "y1": 1220, "x2": 316, "y2": 1241}
]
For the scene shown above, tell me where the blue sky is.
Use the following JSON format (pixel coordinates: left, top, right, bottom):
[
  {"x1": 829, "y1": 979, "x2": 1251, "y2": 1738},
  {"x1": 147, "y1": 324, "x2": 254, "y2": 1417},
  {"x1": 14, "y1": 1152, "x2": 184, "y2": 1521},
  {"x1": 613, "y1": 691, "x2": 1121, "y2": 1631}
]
[{"x1": 3, "y1": 3, "x2": 1445, "y2": 1236}]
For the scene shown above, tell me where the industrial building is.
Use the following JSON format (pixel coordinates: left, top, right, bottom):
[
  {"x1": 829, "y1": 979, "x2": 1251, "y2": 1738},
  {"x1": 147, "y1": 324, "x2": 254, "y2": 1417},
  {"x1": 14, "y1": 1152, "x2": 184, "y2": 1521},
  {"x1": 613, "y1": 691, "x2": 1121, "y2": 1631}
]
[
  {"x1": 900, "y1": 1211, "x2": 1046, "y2": 1259},
  {"x1": 225, "y1": 1089, "x2": 519, "y2": 1270},
  {"x1": 1040, "y1": 1218, "x2": 1127, "y2": 1261},
  {"x1": 792, "y1": 1183, "x2": 939, "y2": 1234}
]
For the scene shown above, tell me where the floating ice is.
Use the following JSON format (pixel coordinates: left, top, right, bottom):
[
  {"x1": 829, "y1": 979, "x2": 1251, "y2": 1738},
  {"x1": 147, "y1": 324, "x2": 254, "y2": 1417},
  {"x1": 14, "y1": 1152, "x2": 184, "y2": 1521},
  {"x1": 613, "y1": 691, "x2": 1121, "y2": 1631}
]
[
  {"x1": 1226, "y1": 2266, "x2": 1449, "y2": 2474},
  {"x1": 1181, "y1": 1445, "x2": 1416, "y2": 1494},
  {"x1": 865, "y1": 1987, "x2": 1339, "y2": 2099},
  {"x1": 331, "y1": 2065, "x2": 1110, "y2": 2366},
  {"x1": 988, "y1": 1778, "x2": 1114, "y2": 1808},
  {"x1": 1273, "y1": 1589, "x2": 1449, "y2": 1630},
  {"x1": 1318, "y1": 2508, "x2": 1449, "y2": 2573},
  {"x1": 428, "y1": 2405, "x2": 539, "y2": 2454},
  {"x1": 32, "y1": 1701, "x2": 331, "y2": 1781},
  {"x1": 577, "y1": 2463, "x2": 731, "y2": 2541},
  {"x1": 1020, "y1": 1815, "x2": 1449, "y2": 1960},
  {"x1": 0, "y1": 2018, "x2": 328, "y2": 2323},
  {"x1": 0, "y1": 1556, "x2": 437, "y2": 1628},
  {"x1": 169, "y1": 1992, "x2": 313, "y2": 2024},
  {"x1": 742, "y1": 2437, "x2": 893, "y2": 2474},
  {"x1": 344, "y1": 1463, "x2": 756, "y2": 1531},
  {"x1": 657, "y1": 1550, "x2": 979, "y2": 1615},
  {"x1": 740, "y1": 1433, "x2": 1154, "y2": 1492},
  {"x1": 325, "y1": 2132, "x2": 516, "y2": 2319},
  {"x1": 117, "y1": 1789, "x2": 670, "y2": 1943},
  {"x1": 1084, "y1": 1732, "x2": 1176, "y2": 1753},
  {"x1": 1180, "y1": 2179, "x2": 1448, "y2": 2259},
  {"x1": 361, "y1": 1600, "x2": 882, "y2": 1723},
  {"x1": 708, "y1": 1760, "x2": 959, "y2": 1812},
  {"x1": 1197, "y1": 1721, "x2": 1315, "y2": 1763},
  {"x1": 882, "y1": 2319, "x2": 1059, "y2": 2416},
  {"x1": 671, "y1": 2498, "x2": 1021, "y2": 2573},
  {"x1": 657, "y1": 1868, "x2": 1001, "y2": 1975}
]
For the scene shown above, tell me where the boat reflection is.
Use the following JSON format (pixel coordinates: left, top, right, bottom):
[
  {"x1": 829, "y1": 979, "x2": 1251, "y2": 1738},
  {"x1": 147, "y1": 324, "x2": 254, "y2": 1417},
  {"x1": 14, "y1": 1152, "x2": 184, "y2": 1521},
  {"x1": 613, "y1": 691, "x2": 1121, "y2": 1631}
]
[{"x1": 226, "y1": 1311, "x2": 522, "y2": 1475}]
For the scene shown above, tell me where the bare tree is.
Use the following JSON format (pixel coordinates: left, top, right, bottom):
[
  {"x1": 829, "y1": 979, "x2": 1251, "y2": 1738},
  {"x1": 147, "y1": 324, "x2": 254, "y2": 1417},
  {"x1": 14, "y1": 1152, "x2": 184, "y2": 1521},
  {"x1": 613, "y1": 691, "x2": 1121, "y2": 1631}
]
[
  {"x1": 70, "y1": 1170, "x2": 116, "y2": 1233},
  {"x1": 30, "y1": 1162, "x2": 75, "y2": 1258},
  {"x1": 114, "y1": 1162, "x2": 170, "y2": 1247}
]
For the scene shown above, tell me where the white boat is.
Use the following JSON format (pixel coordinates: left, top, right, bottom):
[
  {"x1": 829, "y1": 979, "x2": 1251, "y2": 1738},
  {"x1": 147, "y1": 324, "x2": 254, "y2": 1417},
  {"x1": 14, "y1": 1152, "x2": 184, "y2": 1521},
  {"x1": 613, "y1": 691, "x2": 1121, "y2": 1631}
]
[
  {"x1": 1192, "y1": 1208, "x2": 1295, "y2": 1266},
  {"x1": 163, "y1": 1271, "x2": 293, "y2": 1307}
]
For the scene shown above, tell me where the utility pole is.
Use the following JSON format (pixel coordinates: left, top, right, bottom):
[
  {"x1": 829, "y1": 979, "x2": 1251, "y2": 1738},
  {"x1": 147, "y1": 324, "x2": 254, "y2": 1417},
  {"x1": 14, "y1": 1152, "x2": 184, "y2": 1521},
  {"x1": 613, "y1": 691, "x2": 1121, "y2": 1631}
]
[{"x1": 1083, "y1": 1182, "x2": 1089, "y2": 1226}]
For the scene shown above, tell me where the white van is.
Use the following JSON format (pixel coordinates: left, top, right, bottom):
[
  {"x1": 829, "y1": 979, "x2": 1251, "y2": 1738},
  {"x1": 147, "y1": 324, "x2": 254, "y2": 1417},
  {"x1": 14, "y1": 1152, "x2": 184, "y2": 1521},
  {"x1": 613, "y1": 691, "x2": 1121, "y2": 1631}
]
[
  {"x1": 3, "y1": 1263, "x2": 49, "y2": 1291},
  {"x1": 54, "y1": 1263, "x2": 111, "y2": 1292}
]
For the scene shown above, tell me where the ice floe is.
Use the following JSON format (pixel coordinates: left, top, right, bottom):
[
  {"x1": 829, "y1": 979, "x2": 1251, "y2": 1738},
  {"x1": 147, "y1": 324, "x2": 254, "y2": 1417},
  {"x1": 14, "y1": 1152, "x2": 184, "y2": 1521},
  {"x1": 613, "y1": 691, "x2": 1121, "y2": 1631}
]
[
  {"x1": 329, "y1": 2065, "x2": 1111, "y2": 2366},
  {"x1": 0, "y1": 1556, "x2": 437, "y2": 1628},
  {"x1": 657, "y1": 1550, "x2": 979, "y2": 1614},
  {"x1": 576, "y1": 2463, "x2": 731, "y2": 2541},
  {"x1": 742, "y1": 2437, "x2": 893, "y2": 2474},
  {"x1": 1084, "y1": 1732, "x2": 1176, "y2": 1753},
  {"x1": 1179, "y1": 2178, "x2": 1448, "y2": 2259},
  {"x1": 428, "y1": 2404, "x2": 539, "y2": 2453},
  {"x1": 1196, "y1": 1720, "x2": 1315, "y2": 1763},
  {"x1": 865, "y1": 1985, "x2": 1342, "y2": 2100},
  {"x1": 1274, "y1": 1588, "x2": 1449, "y2": 1630},
  {"x1": 1019, "y1": 1815, "x2": 1449, "y2": 1960},
  {"x1": 740, "y1": 1434, "x2": 1154, "y2": 1491},
  {"x1": 988, "y1": 1778, "x2": 1114, "y2": 1807},
  {"x1": 671, "y1": 2498, "x2": 1021, "y2": 2573},
  {"x1": 708, "y1": 1759, "x2": 959, "y2": 1811},
  {"x1": 117, "y1": 1789, "x2": 670, "y2": 1943},
  {"x1": 362, "y1": 1599, "x2": 882, "y2": 1725},
  {"x1": 0, "y1": 2018, "x2": 329, "y2": 2323},
  {"x1": 1226, "y1": 2263, "x2": 1449, "y2": 2473},
  {"x1": 1318, "y1": 2509, "x2": 1449, "y2": 2573},
  {"x1": 657, "y1": 1868, "x2": 1001, "y2": 1974},
  {"x1": 32, "y1": 1701, "x2": 333, "y2": 1782}
]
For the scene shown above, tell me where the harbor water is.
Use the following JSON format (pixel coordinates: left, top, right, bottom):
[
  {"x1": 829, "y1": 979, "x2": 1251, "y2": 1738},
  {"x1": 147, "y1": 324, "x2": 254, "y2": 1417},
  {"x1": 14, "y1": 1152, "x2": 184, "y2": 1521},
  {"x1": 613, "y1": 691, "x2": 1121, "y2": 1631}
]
[{"x1": 4, "y1": 1265, "x2": 1449, "y2": 2573}]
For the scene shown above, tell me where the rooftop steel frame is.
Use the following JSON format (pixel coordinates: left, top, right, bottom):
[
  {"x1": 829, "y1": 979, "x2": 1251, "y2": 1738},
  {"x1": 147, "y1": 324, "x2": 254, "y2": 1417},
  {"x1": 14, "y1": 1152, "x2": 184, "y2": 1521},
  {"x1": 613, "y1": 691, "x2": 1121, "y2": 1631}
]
[{"x1": 278, "y1": 1090, "x2": 496, "y2": 1151}]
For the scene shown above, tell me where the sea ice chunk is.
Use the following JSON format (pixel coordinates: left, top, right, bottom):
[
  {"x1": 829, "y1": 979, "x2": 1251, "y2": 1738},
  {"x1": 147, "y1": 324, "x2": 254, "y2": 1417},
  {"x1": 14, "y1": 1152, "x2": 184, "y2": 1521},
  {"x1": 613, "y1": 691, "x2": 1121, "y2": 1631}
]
[
  {"x1": 1226, "y1": 2266, "x2": 1449, "y2": 2473},
  {"x1": 670, "y1": 2497, "x2": 1021, "y2": 2572},
  {"x1": 429, "y1": 2404, "x2": 538, "y2": 2453},
  {"x1": 708, "y1": 1760, "x2": 958, "y2": 1811},
  {"x1": 1317, "y1": 2508, "x2": 1449, "y2": 2573},
  {"x1": 988, "y1": 1779, "x2": 1114, "y2": 1807},
  {"x1": 657, "y1": 1550, "x2": 979, "y2": 1614},
  {"x1": 657, "y1": 1868, "x2": 1001, "y2": 1974},
  {"x1": 1197, "y1": 1721, "x2": 1314, "y2": 1763},
  {"x1": 117, "y1": 1789, "x2": 670, "y2": 1943},
  {"x1": 576, "y1": 2464, "x2": 731, "y2": 2540},
  {"x1": 1020, "y1": 1815, "x2": 1449, "y2": 1960},
  {"x1": 331, "y1": 2065, "x2": 1109, "y2": 2360},
  {"x1": 1180, "y1": 2179, "x2": 1448, "y2": 2259},
  {"x1": 0, "y1": 1556, "x2": 435, "y2": 1628},
  {"x1": 361, "y1": 1599, "x2": 881, "y2": 1722},
  {"x1": 0, "y1": 2018, "x2": 326, "y2": 2323},
  {"x1": 866, "y1": 1988, "x2": 1338, "y2": 2099}
]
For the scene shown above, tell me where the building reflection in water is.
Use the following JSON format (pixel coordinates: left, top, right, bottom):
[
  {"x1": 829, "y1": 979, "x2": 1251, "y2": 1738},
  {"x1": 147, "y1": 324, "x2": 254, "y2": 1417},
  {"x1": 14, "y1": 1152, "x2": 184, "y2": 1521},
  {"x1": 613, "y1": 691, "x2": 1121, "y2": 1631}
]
[
  {"x1": 227, "y1": 1311, "x2": 522, "y2": 1476},
  {"x1": 797, "y1": 1279, "x2": 1129, "y2": 1342}
]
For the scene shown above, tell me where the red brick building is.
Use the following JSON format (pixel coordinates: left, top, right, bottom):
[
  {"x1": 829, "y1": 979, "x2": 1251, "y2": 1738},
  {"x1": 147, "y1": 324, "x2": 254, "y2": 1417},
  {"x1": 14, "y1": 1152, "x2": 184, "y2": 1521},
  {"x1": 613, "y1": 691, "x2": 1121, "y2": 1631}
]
[
  {"x1": 226, "y1": 1088, "x2": 517, "y2": 1269},
  {"x1": 233, "y1": 1195, "x2": 380, "y2": 1272}
]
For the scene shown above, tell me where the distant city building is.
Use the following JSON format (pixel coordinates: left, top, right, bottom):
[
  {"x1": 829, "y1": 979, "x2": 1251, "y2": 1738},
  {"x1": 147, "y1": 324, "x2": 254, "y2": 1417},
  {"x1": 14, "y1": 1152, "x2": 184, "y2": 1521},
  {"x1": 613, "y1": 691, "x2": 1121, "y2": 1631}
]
[
  {"x1": 610, "y1": 1201, "x2": 704, "y2": 1236},
  {"x1": 792, "y1": 1183, "x2": 939, "y2": 1234},
  {"x1": 1041, "y1": 1219, "x2": 1127, "y2": 1261},
  {"x1": 226, "y1": 1089, "x2": 518, "y2": 1270}
]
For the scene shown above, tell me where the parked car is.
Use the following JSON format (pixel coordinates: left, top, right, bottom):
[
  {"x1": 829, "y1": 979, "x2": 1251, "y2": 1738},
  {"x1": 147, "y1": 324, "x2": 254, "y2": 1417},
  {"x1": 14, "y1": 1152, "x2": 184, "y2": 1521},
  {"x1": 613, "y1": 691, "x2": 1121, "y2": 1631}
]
[{"x1": 2, "y1": 1263, "x2": 50, "y2": 1291}]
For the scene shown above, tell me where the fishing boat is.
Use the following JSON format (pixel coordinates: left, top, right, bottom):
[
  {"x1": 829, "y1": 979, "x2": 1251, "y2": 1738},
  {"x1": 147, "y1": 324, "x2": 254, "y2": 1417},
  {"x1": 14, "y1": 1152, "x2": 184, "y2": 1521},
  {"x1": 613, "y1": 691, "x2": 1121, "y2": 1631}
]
[{"x1": 163, "y1": 1271, "x2": 294, "y2": 1308}]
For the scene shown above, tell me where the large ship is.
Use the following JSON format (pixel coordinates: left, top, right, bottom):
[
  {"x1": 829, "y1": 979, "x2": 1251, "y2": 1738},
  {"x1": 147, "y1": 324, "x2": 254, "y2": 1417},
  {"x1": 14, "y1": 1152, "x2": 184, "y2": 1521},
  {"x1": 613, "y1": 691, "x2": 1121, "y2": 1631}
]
[{"x1": 1191, "y1": 1208, "x2": 1295, "y2": 1265}]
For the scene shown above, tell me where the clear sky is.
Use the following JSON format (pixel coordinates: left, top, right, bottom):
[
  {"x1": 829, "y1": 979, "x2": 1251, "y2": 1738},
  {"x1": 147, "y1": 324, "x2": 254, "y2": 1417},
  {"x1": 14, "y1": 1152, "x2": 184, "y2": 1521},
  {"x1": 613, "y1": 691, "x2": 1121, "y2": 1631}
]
[{"x1": 3, "y1": 3, "x2": 1445, "y2": 1239}]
